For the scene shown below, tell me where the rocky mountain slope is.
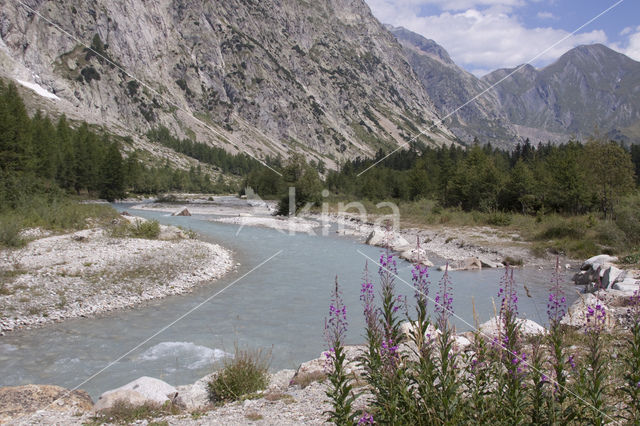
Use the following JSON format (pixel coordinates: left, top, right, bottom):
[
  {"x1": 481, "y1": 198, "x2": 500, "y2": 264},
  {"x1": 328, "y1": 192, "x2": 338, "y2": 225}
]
[
  {"x1": 387, "y1": 25, "x2": 518, "y2": 147},
  {"x1": 0, "y1": 0, "x2": 455, "y2": 168},
  {"x1": 484, "y1": 43, "x2": 640, "y2": 144},
  {"x1": 389, "y1": 28, "x2": 640, "y2": 147}
]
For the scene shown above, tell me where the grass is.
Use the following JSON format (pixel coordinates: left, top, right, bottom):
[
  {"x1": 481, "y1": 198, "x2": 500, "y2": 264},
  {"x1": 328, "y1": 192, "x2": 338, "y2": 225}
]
[
  {"x1": 87, "y1": 400, "x2": 181, "y2": 425},
  {"x1": 208, "y1": 346, "x2": 271, "y2": 403},
  {"x1": 0, "y1": 195, "x2": 118, "y2": 248},
  {"x1": 107, "y1": 219, "x2": 161, "y2": 239},
  {"x1": 130, "y1": 219, "x2": 161, "y2": 239}
]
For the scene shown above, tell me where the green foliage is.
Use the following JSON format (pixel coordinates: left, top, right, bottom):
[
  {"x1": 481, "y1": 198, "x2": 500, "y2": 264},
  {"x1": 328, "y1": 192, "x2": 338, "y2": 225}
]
[
  {"x1": 130, "y1": 220, "x2": 161, "y2": 239},
  {"x1": 276, "y1": 153, "x2": 323, "y2": 214},
  {"x1": 327, "y1": 138, "x2": 638, "y2": 219},
  {"x1": 88, "y1": 400, "x2": 181, "y2": 425},
  {"x1": 208, "y1": 347, "x2": 270, "y2": 403},
  {"x1": 146, "y1": 126, "x2": 268, "y2": 176},
  {"x1": 0, "y1": 216, "x2": 25, "y2": 248}
]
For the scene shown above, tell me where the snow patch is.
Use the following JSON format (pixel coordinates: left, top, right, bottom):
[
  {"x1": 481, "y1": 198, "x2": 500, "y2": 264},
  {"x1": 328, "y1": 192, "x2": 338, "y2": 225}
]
[{"x1": 16, "y1": 79, "x2": 60, "y2": 100}]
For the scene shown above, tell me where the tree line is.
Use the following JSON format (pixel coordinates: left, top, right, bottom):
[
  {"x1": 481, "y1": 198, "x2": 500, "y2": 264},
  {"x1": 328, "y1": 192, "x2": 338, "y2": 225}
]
[
  {"x1": 325, "y1": 140, "x2": 638, "y2": 218},
  {"x1": 0, "y1": 82, "x2": 234, "y2": 208}
]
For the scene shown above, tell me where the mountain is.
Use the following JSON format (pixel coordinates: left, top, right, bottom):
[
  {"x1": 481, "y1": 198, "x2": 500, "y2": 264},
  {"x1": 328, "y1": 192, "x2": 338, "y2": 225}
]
[
  {"x1": 387, "y1": 26, "x2": 518, "y2": 147},
  {"x1": 0, "y1": 0, "x2": 456, "y2": 169},
  {"x1": 483, "y1": 44, "x2": 640, "y2": 144}
]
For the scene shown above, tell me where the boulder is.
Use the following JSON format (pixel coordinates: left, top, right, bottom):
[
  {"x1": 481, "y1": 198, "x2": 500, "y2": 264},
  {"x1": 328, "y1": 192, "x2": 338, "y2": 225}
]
[
  {"x1": 439, "y1": 257, "x2": 482, "y2": 271},
  {"x1": 479, "y1": 317, "x2": 546, "y2": 339},
  {"x1": 602, "y1": 266, "x2": 625, "y2": 289},
  {"x1": 560, "y1": 293, "x2": 616, "y2": 329},
  {"x1": 452, "y1": 334, "x2": 472, "y2": 351},
  {"x1": 479, "y1": 258, "x2": 504, "y2": 268},
  {"x1": 573, "y1": 268, "x2": 599, "y2": 287},
  {"x1": 94, "y1": 377, "x2": 177, "y2": 411},
  {"x1": 175, "y1": 374, "x2": 215, "y2": 411},
  {"x1": 0, "y1": 384, "x2": 93, "y2": 423},
  {"x1": 268, "y1": 369, "x2": 296, "y2": 391},
  {"x1": 93, "y1": 389, "x2": 147, "y2": 412},
  {"x1": 581, "y1": 254, "x2": 618, "y2": 271},
  {"x1": 172, "y1": 207, "x2": 191, "y2": 217},
  {"x1": 613, "y1": 277, "x2": 640, "y2": 293},
  {"x1": 365, "y1": 229, "x2": 410, "y2": 251},
  {"x1": 399, "y1": 247, "x2": 434, "y2": 266}
]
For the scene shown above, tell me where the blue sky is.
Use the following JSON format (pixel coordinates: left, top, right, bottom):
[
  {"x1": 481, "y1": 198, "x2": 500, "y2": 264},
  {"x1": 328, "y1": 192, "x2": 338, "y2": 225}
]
[{"x1": 365, "y1": 0, "x2": 640, "y2": 76}]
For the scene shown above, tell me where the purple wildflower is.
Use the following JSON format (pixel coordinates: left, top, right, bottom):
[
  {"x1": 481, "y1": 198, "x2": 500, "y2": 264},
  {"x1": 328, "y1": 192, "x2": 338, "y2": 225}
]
[
  {"x1": 498, "y1": 266, "x2": 518, "y2": 319},
  {"x1": 360, "y1": 262, "x2": 378, "y2": 333},
  {"x1": 547, "y1": 257, "x2": 567, "y2": 326},
  {"x1": 324, "y1": 277, "x2": 348, "y2": 350},
  {"x1": 585, "y1": 303, "x2": 606, "y2": 334},
  {"x1": 411, "y1": 262, "x2": 430, "y2": 306},
  {"x1": 358, "y1": 412, "x2": 374, "y2": 425},
  {"x1": 435, "y1": 264, "x2": 454, "y2": 330},
  {"x1": 568, "y1": 354, "x2": 576, "y2": 369}
]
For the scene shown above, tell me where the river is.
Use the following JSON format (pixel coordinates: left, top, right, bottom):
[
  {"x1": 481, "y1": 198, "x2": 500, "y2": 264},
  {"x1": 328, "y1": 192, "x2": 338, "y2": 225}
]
[{"x1": 0, "y1": 199, "x2": 576, "y2": 399}]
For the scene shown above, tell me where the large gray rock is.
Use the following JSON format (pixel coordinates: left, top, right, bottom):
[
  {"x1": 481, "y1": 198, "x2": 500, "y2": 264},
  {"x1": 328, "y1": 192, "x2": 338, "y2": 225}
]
[
  {"x1": 94, "y1": 377, "x2": 177, "y2": 411},
  {"x1": 602, "y1": 266, "x2": 625, "y2": 289},
  {"x1": 479, "y1": 316, "x2": 546, "y2": 339},
  {"x1": 573, "y1": 268, "x2": 599, "y2": 287},
  {"x1": 0, "y1": 384, "x2": 93, "y2": 423},
  {"x1": 613, "y1": 277, "x2": 640, "y2": 293},
  {"x1": 172, "y1": 207, "x2": 191, "y2": 217},
  {"x1": 479, "y1": 258, "x2": 504, "y2": 268},
  {"x1": 365, "y1": 229, "x2": 410, "y2": 251},
  {"x1": 94, "y1": 389, "x2": 147, "y2": 412},
  {"x1": 399, "y1": 247, "x2": 434, "y2": 266},
  {"x1": 581, "y1": 254, "x2": 618, "y2": 271},
  {"x1": 175, "y1": 374, "x2": 215, "y2": 411},
  {"x1": 560, "y1": 293, "x2": 616, "y2": 329},
  {"x1": 439, "y1": 257, "x2": 482, "y2": 271}
]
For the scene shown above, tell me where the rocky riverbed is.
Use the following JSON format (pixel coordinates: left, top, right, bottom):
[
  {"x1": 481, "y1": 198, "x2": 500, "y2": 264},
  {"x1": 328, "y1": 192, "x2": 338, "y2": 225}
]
[{"x1": 0, "y1": 217, "x2": 233, "y2": 333}]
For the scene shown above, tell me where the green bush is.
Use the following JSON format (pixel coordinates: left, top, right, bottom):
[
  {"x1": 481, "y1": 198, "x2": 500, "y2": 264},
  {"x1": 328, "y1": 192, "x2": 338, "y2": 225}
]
[
  {"x1": 0, "y1": 216, "x2": 25, "y2": 248},
  {"x1": 486, "y1": 211, "x2": 512, "y2": 226},
  {"x1": 535, "y1": 220, "x2": 585, "y2": 240},
  {"x1": 208, "y1": 347, "x2": 271, "y2": 403},
  {"x1": 130, "y1": 220, "x2": 161, "y2": 239}
]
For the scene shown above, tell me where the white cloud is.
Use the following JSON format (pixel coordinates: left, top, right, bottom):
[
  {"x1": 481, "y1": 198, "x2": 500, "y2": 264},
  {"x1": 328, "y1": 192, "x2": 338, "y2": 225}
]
[
  {"x1": 366, "y1": 1, "x2": 608, "y2": 73},
  {"x1": 613, "y1": 25, "x2": 640, "y2": 62},
  {"x1": 536, "y1": 11, "x2": 556, "y2": 20}
]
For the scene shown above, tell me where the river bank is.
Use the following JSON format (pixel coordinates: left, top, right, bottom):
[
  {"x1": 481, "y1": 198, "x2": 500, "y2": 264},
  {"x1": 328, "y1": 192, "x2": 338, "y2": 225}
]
[
  {"x1": 0, "y1": 216, "x2": 233, "y2": 334},
  {"x1": 131, "y1": 196, "x2": 548, "y2": 268}
]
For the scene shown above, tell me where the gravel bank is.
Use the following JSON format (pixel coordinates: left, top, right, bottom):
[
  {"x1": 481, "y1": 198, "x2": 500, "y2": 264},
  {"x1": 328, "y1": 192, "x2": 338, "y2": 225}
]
[{"x1": 0, "y1": 223, "x2": 233, "y2": 333}]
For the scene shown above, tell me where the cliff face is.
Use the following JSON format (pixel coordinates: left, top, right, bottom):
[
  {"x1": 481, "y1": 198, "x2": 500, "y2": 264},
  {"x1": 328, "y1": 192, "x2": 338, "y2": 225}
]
[
  {"x1": 0, "y1": 0, "x2": 455, "y2": 166},
  {"x1": 388, "y1": 25, "x2": 518, "y2": 147},
  {"x1": 484, "y1": 44, "x2": 640, "y2": 143}
]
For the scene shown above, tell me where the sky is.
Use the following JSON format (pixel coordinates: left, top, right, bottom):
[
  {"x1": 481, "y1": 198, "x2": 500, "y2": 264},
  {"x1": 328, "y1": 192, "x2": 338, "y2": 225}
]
[{"x1": 365, "y1": 0, "x2": 640, "y2": 76}]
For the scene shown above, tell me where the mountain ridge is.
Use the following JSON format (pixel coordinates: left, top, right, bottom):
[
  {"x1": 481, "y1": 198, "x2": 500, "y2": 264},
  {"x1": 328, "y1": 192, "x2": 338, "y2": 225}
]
[{"x1": 0, "y1": 0, "x2": 456, "y2": 169}]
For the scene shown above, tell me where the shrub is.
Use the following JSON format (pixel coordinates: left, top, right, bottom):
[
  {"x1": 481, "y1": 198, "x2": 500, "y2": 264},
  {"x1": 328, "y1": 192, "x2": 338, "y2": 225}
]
[
  {"x1": 208, "y1": 347, "x2": 270, "y2": 403},
  {"x1": 0, "y1": 217, "x2": 25, "y2": 248},
  {"x1": 536, "y1": 221, "x2": 584, "y2": 240},
  {"x1": 486, "y1": 211, "x2": 512, "y2": 226},
  {"x1": 130, "y1": 220, "x2": 161, "y2": 239}
]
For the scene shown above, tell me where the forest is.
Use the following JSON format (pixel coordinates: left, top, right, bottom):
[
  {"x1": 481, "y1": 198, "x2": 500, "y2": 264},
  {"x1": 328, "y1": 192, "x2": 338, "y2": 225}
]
[{"x1": 0, "y1": 81, "x2": 242, "y2": 211}]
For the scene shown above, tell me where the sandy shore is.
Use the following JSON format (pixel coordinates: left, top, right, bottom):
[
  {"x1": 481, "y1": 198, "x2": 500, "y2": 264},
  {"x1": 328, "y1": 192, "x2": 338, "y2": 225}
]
[{"x1": 0, "y1": 221, "x2": 233, "y2": 333}]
